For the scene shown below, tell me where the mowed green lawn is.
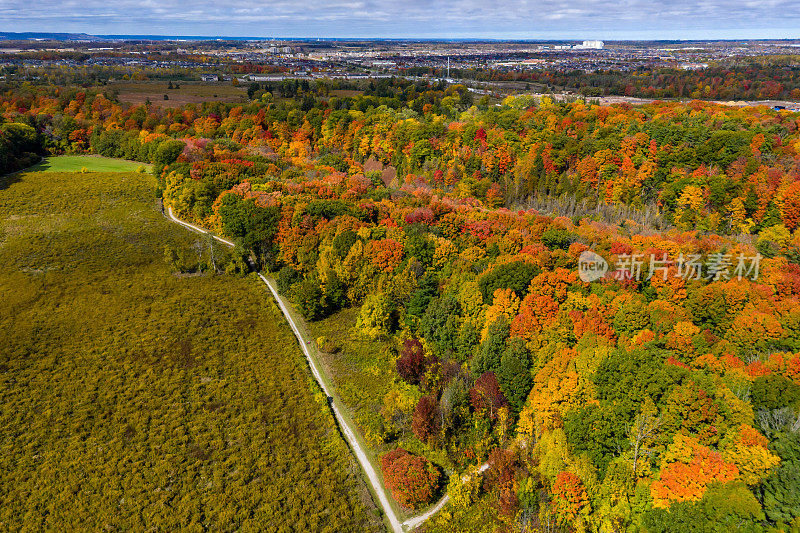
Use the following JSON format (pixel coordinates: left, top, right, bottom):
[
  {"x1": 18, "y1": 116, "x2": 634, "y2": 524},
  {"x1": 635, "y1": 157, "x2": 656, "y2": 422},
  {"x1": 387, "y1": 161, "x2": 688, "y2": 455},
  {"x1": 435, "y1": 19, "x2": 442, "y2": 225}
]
[
  {"x1": 27, "y1": 155, "x2": 151, "y2": 173},
  {"x1": 0, "y1": 170, "x2": 382, "y2": 531}
]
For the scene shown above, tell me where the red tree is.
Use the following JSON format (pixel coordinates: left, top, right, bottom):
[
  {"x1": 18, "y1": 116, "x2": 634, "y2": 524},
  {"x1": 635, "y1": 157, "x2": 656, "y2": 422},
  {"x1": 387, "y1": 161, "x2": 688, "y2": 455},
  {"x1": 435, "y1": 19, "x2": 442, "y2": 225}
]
[
  {"x1": 396, "y1": 338, "x2": 427, "y2": 385},
  {"x1": 469, "y1": 372, "x2": 508, "y2": 419},
  {"x1": 412, "y1": 395, "x2": 440, "y2": 444},
  {"x1": 551, "y1": 471, "x2": 590, "y2": 525},
  {"x1": 381, "y1": 448, "x2": 441, "y2": 509}
]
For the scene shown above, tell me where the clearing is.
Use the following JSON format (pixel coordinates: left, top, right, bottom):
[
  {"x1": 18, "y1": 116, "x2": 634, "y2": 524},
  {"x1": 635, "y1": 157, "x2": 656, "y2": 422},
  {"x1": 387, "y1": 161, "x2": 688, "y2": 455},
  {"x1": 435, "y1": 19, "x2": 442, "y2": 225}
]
[
  {"x1": 27, "y1": 155, "x2": 151, "y2": 173},
  {"x1": 110, "y1": 81, "x2": 249, "y2": 108}
]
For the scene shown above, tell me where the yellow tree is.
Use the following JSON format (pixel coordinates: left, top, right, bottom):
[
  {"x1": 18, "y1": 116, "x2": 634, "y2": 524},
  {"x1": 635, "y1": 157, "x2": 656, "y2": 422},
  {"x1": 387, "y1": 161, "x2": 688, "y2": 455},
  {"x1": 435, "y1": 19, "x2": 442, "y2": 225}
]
[{"x1": 721, "y1": 425, "x2": 780, "y2": 485}]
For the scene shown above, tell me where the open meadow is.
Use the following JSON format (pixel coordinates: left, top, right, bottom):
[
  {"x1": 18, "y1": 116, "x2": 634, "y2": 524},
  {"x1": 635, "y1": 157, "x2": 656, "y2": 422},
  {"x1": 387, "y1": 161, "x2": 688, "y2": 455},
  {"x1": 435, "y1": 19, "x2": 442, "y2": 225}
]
[
  {"x1": 26, "y1": 155, "x2": 151, "y2": 173},
  {"x1": 110, "y1": 81, "x2": 249, "y2": 108},
  {"x1": 0, "y1": 169, "x2": 383, "y2": 531}
]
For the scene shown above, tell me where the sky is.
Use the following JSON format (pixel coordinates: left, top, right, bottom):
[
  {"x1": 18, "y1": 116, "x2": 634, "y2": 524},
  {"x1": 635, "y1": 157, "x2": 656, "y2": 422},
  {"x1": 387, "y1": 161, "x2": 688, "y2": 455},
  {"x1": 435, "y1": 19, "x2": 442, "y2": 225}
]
[{"x1": 2, "y1": 0, "x2": 800, "y2": 40}]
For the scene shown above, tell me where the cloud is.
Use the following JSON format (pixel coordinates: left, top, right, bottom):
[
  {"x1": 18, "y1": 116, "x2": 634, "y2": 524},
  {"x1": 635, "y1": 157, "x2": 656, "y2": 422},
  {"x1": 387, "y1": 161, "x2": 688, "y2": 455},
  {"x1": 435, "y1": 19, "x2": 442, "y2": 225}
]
[{"x1": 2, "y1": 0, "x2": 800, "y2": 38}]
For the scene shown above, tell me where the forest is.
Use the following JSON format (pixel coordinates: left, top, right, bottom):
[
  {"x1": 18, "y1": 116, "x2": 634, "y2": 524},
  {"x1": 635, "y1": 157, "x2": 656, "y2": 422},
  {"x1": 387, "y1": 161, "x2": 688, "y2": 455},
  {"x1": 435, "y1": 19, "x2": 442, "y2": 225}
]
[{"x1": 1, "y1": 75, "x2": 800, "y2": 531}]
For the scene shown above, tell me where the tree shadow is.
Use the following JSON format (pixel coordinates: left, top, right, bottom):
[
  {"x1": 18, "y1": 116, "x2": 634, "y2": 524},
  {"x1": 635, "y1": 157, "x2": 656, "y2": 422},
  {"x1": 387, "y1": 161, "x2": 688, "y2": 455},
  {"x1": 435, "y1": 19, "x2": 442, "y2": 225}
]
[
  {"x1": 24, "y1": 159, "x2": 52, "y2": 172},
  {"x1": 0, "y1": 158, "x2": 50, "y2": 190},
  {"x1": 0, "y1": 171, "x2": 24, "y2": 191}
]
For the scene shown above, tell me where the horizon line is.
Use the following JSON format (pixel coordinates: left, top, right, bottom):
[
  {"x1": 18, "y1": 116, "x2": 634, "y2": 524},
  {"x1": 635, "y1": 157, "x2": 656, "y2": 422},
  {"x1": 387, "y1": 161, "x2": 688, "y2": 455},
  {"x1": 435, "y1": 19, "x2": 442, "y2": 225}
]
[{"x1": 2, "y1": 31, "x2": 800, "y2": 43}]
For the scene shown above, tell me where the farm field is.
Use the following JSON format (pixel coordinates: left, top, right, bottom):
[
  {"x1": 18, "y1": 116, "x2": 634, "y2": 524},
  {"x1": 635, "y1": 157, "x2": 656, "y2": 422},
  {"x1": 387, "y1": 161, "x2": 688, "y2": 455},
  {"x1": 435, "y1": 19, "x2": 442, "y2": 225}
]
[
  {"x1": 26, "y1": 155, "x2": 150, "y2": 173},
  {"x1": 0, "y1": 169, "x2": 383, "y2": 531},
  {"x1": 110, "y1": 81, "x2": 249, "y2": 108}
]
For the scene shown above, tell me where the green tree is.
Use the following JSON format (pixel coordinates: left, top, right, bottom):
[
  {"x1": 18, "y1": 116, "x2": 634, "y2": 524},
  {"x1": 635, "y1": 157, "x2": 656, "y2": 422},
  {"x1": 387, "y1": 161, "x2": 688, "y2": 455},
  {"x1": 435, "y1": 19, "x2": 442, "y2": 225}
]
[
  {"x1": 296, "y1": 273, "x2": 326, "y2": 320},
  {"x1": 644, "y1": 481, "x2": 765, "y2": 533},
  {"x1": 761, "y1": 432, "x2": 800, "y2": 525},
  {"x1": 594, "y1": 347, "x2": 685, "y2": 415},
  {"x1": 496, "y1": 338, "x2": 532, "y2": 415},
  {"x1": 332, "y1": 229, "x2": 358, "y2": 258},
  {"x1": 323, "y1": 268, "x2": 347, "y2": 311},
  {"x1": 541, "y1": 225, "x2": 575, "y2": 250},
  {"x1": 277, "y1": 265, "x2": 302, "y2": 295},
  {"x1": 751, "y1": 374, "x2": 800, "y2": 411},
  {"x1": 218, "y1": 194, "x2": 280, "y2": 264},
  {"x1": 478, "y1": 261, "x2": 540, "y2": 303},
  {"x1": 472, "y1": 317, "x2": 509, "y2": 376},
  {"x1": 1, "y1": 122, "x2": 39, "y2": 155},
  {"x1": 152, "y1": 139, "x2": 186, "y2": 165},
  {"x1": 419, "y1": 295, "x2": 461, "y2": 357},
  {"x1": 564, "y1": 404, "x2": 629, "y2": 476}
]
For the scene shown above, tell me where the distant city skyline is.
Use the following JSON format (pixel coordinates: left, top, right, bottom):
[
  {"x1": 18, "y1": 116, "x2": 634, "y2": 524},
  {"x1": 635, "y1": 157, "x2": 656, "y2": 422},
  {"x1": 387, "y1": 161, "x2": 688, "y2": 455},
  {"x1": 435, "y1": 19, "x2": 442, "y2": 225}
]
[{"x1": 2, "y1": 0, "x2": 800, "y2": 41}]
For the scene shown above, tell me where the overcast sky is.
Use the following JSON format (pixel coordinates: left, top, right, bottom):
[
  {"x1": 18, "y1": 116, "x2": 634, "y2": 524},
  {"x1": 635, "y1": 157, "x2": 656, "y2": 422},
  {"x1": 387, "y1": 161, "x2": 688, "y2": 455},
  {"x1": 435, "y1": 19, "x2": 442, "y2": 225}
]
[{"x1": 2, "y1": 0, "x2": 800, "y2": 40}]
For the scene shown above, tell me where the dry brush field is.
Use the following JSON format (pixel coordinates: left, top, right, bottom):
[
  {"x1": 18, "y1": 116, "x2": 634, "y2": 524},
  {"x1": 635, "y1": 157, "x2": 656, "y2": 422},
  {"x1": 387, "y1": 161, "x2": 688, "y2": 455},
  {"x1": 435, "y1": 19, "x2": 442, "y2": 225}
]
[{"x1": 0, "y1": 168, "x2": 382, "y2": 531}]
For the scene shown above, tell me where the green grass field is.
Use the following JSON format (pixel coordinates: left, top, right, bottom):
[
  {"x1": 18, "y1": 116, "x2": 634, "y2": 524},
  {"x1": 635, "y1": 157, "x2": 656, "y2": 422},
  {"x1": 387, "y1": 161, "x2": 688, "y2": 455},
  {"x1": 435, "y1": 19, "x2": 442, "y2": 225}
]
[
  {"x1": 27, "y1": 155, "x2": 151, "y2": 173},
  {"x1": 0, "y1": 170, "x2": 382, "y2": 531}
]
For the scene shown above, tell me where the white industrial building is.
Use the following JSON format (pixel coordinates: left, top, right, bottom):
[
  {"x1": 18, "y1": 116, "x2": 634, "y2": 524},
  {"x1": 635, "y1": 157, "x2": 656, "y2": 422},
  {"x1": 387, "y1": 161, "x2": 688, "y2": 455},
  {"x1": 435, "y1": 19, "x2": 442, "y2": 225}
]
[{"x1": 574, "y1": 40, "x2": 604, "y2": 49}]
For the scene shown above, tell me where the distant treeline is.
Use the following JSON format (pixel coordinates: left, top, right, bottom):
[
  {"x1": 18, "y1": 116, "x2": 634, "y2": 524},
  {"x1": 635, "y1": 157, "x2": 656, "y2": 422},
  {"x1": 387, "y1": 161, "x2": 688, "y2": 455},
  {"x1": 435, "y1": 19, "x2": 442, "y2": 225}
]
[{"x1": 403, "y1": 61, "x2": 800, "y2": 101}]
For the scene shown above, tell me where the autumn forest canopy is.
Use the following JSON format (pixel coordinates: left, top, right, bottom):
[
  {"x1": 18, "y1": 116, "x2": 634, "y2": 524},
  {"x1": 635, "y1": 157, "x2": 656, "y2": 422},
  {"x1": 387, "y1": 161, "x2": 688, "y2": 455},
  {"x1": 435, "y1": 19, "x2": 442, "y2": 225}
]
[{"x1": 2, "y1": 71, "x2": 800, "y2": 532}]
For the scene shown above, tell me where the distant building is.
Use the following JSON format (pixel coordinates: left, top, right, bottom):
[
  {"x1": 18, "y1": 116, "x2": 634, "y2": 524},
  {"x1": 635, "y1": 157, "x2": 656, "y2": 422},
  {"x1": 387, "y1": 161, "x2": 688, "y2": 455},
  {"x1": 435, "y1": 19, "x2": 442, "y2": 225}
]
[{"x1": 574, "y1": 40, "x2": 604, "y2": 50}]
